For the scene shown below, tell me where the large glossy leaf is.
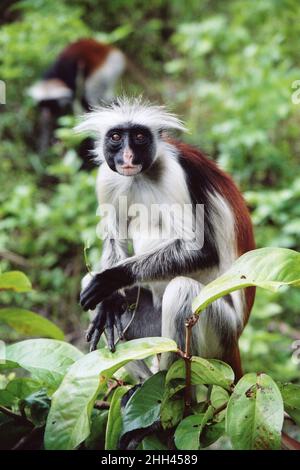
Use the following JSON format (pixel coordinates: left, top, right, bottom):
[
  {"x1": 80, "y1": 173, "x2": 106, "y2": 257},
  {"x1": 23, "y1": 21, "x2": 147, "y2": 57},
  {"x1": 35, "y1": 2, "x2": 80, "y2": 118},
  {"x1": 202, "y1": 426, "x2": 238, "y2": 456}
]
[
  {"x1": 6, "y1": 339, "x2": 83, "y2": 389},
  {"x1": 105, "y1": 385, "x2": 130, "y2": 450},
  {"x1": 161, "y1": 382, "x2": 185, "y2": 430},
  {"x1": 192, "y1": 248, "x2": 300, "y2": 314},
  {"x1": 121, "y1": 372, "x2": 166, "y2": 436},
  {"x1": 85, "y1": 410, "x2": 108, "y2": 450},
  {"x1": 0, "y1": 271, "x2": 32, "y2": 292},
  {"x1": 166, "y1": 357, "x2": 234, "y2": 391},
  {"x1": 174, "y1": 406, "x2": 213, "y2": 450},
  {"x1": 277, "y1": 383, "x2": 300, "y2": 425},
  {"x1": 0, "y1": 308, "x2": 64, "y2": 340},
  {"x1": 200, "y1": 420, "x2": 225, "y2": 448},
  {"x1": 226, "y1": 373, "x2": 284, "y2": 450},
  {"x1": 161, "y1": 394, "x2": 184, "y2": 430},
  {"x1": 44, "y1": 337, "x2": 177, "y2": 450}
]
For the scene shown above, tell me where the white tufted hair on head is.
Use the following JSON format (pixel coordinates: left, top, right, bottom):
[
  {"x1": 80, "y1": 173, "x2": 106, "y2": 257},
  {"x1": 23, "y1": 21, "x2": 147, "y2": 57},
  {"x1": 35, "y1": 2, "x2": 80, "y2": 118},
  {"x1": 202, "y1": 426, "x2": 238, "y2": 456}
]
[{"x1": 74, "y1": 96, "x2": 187, "y2": 138}]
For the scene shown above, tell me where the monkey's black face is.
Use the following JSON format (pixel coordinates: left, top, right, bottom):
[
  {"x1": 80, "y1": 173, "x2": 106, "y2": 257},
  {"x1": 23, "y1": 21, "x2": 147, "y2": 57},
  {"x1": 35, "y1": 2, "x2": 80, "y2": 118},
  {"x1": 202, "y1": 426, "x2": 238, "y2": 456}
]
[{"x1": 103, "y1": 125, "x2": 156, "y2": 176}]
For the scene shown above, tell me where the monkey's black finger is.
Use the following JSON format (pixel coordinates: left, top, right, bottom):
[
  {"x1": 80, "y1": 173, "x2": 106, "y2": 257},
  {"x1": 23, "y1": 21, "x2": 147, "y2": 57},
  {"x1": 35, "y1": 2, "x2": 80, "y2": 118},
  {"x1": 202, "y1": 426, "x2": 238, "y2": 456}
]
[
  {"x1": 86, "y1": 306, "x2": 106, "y2": 342},
  {"x1": 81, "y1": 292, "x2": 104, "y2": 311},
  {"x1": 90, "y1": 329, "x2": 102, "y2": 352},
  {"x1": 81, "y1": 293, "x2": 99, "y2": 311},
  {"x1": 86, "y1": 322, "x2": 96, "y2": 342},
  {"x1": 115, "y1": 314, "x2": 124, "y2": 340},
  {"x1": 106, "y1": 314, "x2": 115, "y2": 352}
]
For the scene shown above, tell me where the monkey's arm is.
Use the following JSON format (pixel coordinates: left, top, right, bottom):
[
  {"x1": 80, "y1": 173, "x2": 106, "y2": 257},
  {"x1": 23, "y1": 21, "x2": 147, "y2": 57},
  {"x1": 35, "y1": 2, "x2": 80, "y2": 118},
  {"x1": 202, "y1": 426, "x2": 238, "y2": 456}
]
[{"x1": 80, "y1": 237, "x2": 218, "y2": 311}]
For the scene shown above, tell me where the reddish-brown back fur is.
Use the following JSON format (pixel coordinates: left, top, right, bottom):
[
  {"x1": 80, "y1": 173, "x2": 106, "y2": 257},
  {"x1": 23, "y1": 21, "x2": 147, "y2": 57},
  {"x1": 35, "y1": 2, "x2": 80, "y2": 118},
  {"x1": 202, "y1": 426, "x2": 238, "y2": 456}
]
[
  {"x1": 58, "y1": 39, "x2": 114, "y2": 75},
  {"x1": 170, "y1": 140, "x2": 256, "y2": 322}
]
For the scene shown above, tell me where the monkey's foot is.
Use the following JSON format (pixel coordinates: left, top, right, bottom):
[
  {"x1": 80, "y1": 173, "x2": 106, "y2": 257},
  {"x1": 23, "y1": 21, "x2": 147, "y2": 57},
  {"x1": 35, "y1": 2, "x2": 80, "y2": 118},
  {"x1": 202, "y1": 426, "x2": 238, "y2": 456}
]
[{"x1": 86, "y1": 292, "x2": 127, "y2": 352}]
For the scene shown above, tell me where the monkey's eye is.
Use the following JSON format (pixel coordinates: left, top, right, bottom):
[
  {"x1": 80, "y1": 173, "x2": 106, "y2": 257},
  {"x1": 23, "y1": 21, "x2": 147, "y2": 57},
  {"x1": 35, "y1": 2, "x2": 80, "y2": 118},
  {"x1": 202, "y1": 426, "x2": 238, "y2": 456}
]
[
  {"x1": 111, "y1": 133, "x2": 122, "y2": 142},
  {"x1": 135, "y1": 132, "x2": 145, "y2": 142}
]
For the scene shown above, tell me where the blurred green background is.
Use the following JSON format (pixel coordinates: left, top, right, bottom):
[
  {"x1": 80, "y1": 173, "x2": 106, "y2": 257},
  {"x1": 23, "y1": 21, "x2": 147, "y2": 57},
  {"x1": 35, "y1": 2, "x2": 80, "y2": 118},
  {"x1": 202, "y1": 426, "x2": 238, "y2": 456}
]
[{"x1": 0, "y1": 0, "x2": 299, "y2": 382}]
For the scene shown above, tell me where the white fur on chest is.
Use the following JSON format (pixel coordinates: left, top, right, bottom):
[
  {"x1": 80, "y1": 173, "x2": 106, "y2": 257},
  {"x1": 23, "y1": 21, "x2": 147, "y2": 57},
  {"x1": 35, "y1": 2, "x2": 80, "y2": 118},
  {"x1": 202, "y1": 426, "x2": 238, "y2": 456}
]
[{"x1": 97, "y1": 147, "x2": 191, "y2": 255}]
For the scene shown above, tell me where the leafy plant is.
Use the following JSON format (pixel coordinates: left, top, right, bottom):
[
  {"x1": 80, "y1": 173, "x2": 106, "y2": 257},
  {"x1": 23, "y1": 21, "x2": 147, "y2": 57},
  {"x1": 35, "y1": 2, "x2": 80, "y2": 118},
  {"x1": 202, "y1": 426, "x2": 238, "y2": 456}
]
[{"x1": 1, "y1": 247, "x2": 300, "y2": 450}]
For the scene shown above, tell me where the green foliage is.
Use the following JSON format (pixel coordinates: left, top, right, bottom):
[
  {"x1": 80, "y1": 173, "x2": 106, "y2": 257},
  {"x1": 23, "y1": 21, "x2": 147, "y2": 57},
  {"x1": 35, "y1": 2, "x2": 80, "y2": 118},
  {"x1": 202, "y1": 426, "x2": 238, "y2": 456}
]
[
  {"x1": 0, "y1": 271, "x2": 32, "y2": 292},
  {"x1": 192, "y1": 247, "x2": 300, "y2": 314},
  {"x1": 105, "y1": 385, "x2": 130, "y2": 450},
  {"x1": 166, "y1": 357, "x2": 234, "y2": 391},
  {"x1": 175, "y1": 408, "x2": 214, "y2": 450},
  {"x1": 6, "y1": 339, "x2": 83, "y2": 390},
  {"x1": 44, "y1": 338, "x2": 177, "y2": 450},
  {"x1": 0, "y1": 254, "x2": 299, "y2": 449},
  {"x1": 278, "y1": 383, "x2": 300, "y2": 426},
  {"x1": 122, "y1": 372, "x2": 166, "y2": 436},
  {"x1": 226, "y1": 373, "x2": 283, "y2": 450},
  {"x1": 0, "y1": 308, "x2": 64, "y2": 339}
]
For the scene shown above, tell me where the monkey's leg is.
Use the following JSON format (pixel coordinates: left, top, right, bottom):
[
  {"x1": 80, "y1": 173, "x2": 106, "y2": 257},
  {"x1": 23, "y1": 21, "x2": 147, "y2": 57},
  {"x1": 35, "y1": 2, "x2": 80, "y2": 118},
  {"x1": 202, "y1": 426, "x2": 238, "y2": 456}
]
[{"x1": 160, "y1": 276, "x2": 243, "y2": 381}]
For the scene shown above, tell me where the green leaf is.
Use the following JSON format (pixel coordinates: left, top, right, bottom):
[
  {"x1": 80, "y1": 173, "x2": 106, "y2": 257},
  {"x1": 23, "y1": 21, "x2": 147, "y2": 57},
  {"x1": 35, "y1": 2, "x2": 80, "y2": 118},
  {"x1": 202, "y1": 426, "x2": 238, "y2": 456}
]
[
  {"x1": 142, "y1": 435, "x2": 167, "y2": 450},
  {"x1": 85, "y1": 410, "x2": 108, "y2": 450},
  {"x1": 0, "y1": 308, "x2": 64, "y2": 340},
  {"x1": 122, "y1": 372, "x2": 166, "y2": 435},
  {"x1": 174, "y1": 406, "x2": 213, "y2": 450},
  {"x1": 226, "y1": 373, "x2": 284, "y2": 450},
  {"x1": 166, "y1": 358, "x2": 234, "y2": 391},
  {"x1": 23, "y1": 389, "x2": 51, "y2": 426},
  {"x1": 277, "y1": 383, "x2": 300, "y2": 425},
  {"x1": 161, "y1": 395, "x2": 184, "y2": 430},
  {"x1": 200, "y1": 420, "x2": 225, "y2": 448},
  {"x1": 210, "y1": 385, "x2": 230, "y2": 409},
  {"x1": 6, "y1": 339, "x2": 83, "y2": 389},
  {"x1": 44, "y1": 337, "x2": 177, "y2": 450},
  {"x1": 192, "y1": 248, "x2": 300, "y2": 314},
  {"x1": 105, "y1": 385, "x2": 130, "y2": 450},
  {"x1": 0, "y1": 271, "x2": 32, "y2": 292},
  {"x1": 160, "y1": 378, "x2": 185, "y2": 430},
  {"x1": 0, "y1": 378, "x2": 41, "y2": 407}
]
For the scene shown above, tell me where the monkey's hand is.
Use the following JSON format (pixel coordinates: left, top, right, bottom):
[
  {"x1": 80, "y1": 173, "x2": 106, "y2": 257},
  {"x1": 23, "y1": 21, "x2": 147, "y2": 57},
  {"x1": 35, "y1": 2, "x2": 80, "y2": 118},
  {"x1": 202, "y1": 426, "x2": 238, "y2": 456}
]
[
  {"x1": 86, "y1": 291, "x2": 127, "y2": 352},
  {"x1": 80, "y1": 267, "x2": 133, "y2": 311}
]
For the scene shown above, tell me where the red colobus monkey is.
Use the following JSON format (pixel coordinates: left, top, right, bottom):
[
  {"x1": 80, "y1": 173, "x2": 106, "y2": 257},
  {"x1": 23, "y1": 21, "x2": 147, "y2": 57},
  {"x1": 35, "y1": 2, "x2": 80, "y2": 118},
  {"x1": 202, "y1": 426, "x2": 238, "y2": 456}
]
[
  {"x1": 28, "y1": 39, "x2": 126, "y2": 154},
  {"x1": 29, "y1": 38, "x2": 125, "y2": 109},
  {"x1": 77, "y1": 98, "x2": 255, "y2": 380}
]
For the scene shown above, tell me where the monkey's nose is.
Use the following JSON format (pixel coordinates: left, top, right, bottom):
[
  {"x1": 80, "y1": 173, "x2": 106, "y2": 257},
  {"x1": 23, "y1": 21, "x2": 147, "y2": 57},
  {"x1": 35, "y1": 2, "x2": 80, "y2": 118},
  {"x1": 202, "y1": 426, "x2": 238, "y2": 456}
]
[{"x1": 123, "y1": 148, "x2": 134, "y2": 165}]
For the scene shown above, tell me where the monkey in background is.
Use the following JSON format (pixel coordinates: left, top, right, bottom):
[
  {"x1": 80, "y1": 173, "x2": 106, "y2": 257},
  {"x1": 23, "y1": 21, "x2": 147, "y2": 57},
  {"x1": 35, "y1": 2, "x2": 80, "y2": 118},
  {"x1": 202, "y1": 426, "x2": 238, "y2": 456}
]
[
  {"x1": 77, "y1": 98, "x2": 255, "y2": 381},
  {"x1": 28, "y1": 38, "x2": 126, "y2": 160}
]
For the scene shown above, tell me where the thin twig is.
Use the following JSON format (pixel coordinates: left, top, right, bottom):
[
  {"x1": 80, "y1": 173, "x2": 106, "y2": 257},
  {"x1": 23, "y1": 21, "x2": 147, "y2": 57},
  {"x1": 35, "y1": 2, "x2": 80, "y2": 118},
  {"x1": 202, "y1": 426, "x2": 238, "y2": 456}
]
[
  {"x1": 184, "y1": 322, "x2": 192, "y2": 412},
  {"x1": 212, "y1": 402, "x2": 227, "y2": 417},
  {"x1": 0, "y1": 250, "x2": 31, "y2": 267},
  {"x1": 94, "y1": 400, "x2": 110, "y2": 410},
  {"x1": 182, "y1": 314, "x2": 199, "y2": 414}
]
